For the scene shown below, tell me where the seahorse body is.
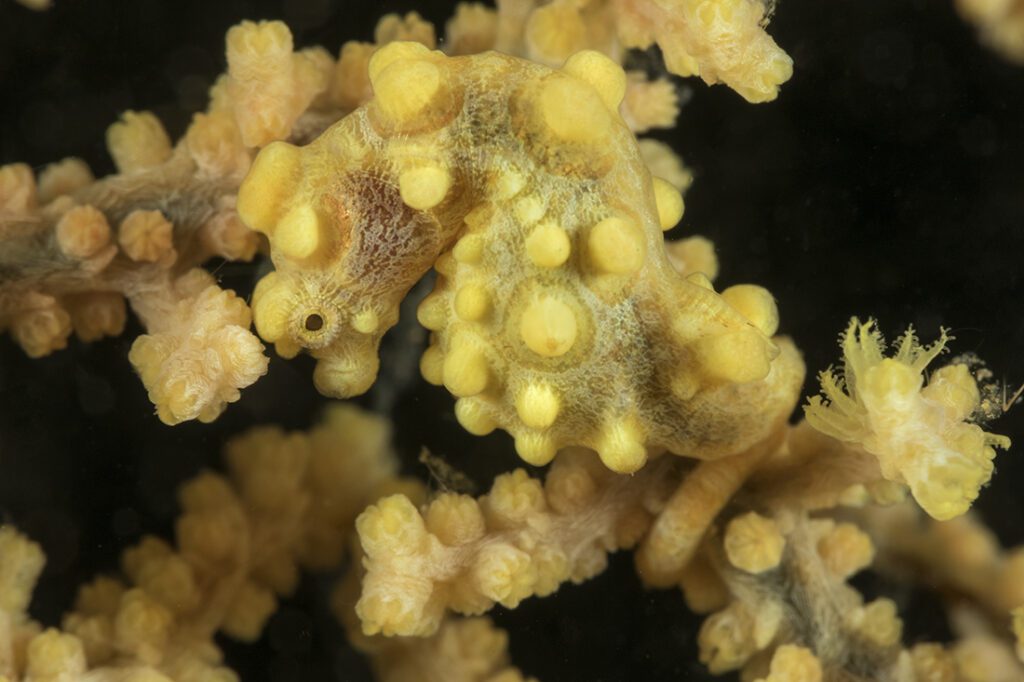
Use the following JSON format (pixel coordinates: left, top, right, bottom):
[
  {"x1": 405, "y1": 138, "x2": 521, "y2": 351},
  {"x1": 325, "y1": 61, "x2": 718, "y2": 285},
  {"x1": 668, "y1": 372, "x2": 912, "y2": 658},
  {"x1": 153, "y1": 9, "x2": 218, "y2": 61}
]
[{"x1": 237, "y1": 43, "x2": 804, "y2": 472}]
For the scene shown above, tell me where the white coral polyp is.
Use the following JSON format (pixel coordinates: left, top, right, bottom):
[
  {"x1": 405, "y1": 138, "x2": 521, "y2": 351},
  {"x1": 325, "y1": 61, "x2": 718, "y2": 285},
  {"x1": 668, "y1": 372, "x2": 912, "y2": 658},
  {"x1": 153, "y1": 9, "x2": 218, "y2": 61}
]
[{"x1": 805, "y1": 319, "x2": 1010, "y2": 521}]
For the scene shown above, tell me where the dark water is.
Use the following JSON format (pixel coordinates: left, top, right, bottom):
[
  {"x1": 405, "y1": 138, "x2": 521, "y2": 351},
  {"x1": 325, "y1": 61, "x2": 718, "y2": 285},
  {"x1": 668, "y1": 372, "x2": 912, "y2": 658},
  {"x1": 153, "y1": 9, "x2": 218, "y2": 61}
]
[{"x1": 1, "y1": 0, "x2": 1022, "y2": 680}]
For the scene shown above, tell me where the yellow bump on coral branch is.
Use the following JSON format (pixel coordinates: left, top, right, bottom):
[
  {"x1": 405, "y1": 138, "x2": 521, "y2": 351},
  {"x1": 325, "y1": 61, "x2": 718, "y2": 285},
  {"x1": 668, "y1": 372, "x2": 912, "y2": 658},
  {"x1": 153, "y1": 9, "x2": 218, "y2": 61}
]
[
  {"x1": 275, "y1": 204, "x2": 322, "y2": 260},
  {"x1": 105, "y1": 111, "x2": 172, "y2": 174},
  {"x1": 816, "y1": 522, "x2": 874, "y2": 580},
  {"x1": 525, "y1": 222, "x2": 571, "y2": 268},
  {"x1": 724, "y1": 512, "x2": 784, "y2": 574},
  {"x1": 455, "y1": 397, "x2": 498, "y2": 436},
  {"x1": 0, "y1": 525, "x2": 46, "y2": 616},
  {"x1": 200, "y1": 209, "x2": 260, "y2": 261},
  {"x1": 846, "y1": 598, "x2": 902, "y2": 647},
  {"x1": 755, "y1": 645, "x2": 823, "y2": 682},
  {"x1": 515, "y1": 382, "x2": 560, "y2": 429},
  {"x1": 313, "y1": 349, "x2": 381, "y2": 399},
  {"x1": 524, "y1": 2, "x2": 588, "y2": 64},
  {"x1": 0, "y1": 162, "x2": 37, "y2": 213},
  {"x1": 25, "y1": 629, "x2": 87, "y2": 680},
  {"x1": 538, "y1": 76, "x2": 612, "y2": 143},
  {"x1": 721, "y1": 284, "x2": 779, "y2": 337},
  {"x1": 55, "y1": 205, "x2": 112, "y2": 259},
  {"x1": 697, "y1": 600, "x2": 772, "y2": 674},
  {"x1": 443, "y1": 341, "x2": 490, "y2": 397},
  {"x1": 221, "y1": 581, "x2": 277, "y2": 641},
  {"x1": 37, "y1": 158, "x2": 93, "y2": 203},
  {"x1": 452, "y1": 233, "x2": 485, "y2": 264},
  {"x1": 595, "y1": 418, "x2": 648, "y2": 474},
  {"x1": 416, "y1": 292, "x2": 448, "y2": 331},
  {"x1": 519, "y1": 294, "x2": 578, "y2": 357},
  {"x1": 352, "y1": 308, "x2": 379, "y2": 335},
  {"x1": 587, "y1": 216, "x2": 645, "y2": 274},
  {"x1": 906, "y1": 643, "x2": 958, "y2": 681},
  {"x1": 185, "y1": 110, "x2": 250, "y2": 178},
  {"x1": 236, "y1": 140, "x2": 302, "y2": 234},
  {"x1": 666, "y1": 235, "x2": 718, "y2": 280},
  {"x1": 514, "y1": 432, "x2": 558, "y2": 466},
  {"x1": 375, "y1": 11, "x2": 437, "y2": 48},
  {"x1": 445, "y1": 2, "x2": 498, "y2": 55},
  {"x1": 692, "y1": 330, "x2": 774, "y2": 384},
  {"x1": 119, "y1": 209, "x2": 175, "y2": 264},
  {"x1": 398, "y1": 165, "x2": 452, "y2": 210},
  {"x1": 372, "y1": 57, "x2": 445, "y2": 127},
  {"x1": 11, "y1": 295, "x2": 72, "y2": 358},
  {"x1": 454, "y1": 284, "x2": 491, "y2": 322},
  {"x1": 623, "y1": 73, "x2": 681, "y2": 134},
  {"x1": 652, "y1": 176, "x2": 685, "y2": 230},
  {"x1": 425, "y1": 494, "x2": 486, "y2": 545},
  {"x1": 66, "y1": 292, "x2": 127, "y2": 342},
  {"x1": 561, "y1": 50, "x2": 627, "y2": 111},
  {"x1": 225, "y1": 20, "x2": 326, "y2": 147},
  {"x1": 329, "y1": 41, "x2": 376, "y2": 110},
  {"x1": 420, "y1": 345, "x2": 445, "y2": 385},
  {"x1": 129, "y1": 270, "x2": 268, "y2": 425},
  {"x1": 251, "y1": 272, "x2": 292, "y2": 343},
  {"x1": 367, "y1": 41, "x2": 432, "y2": 82}
]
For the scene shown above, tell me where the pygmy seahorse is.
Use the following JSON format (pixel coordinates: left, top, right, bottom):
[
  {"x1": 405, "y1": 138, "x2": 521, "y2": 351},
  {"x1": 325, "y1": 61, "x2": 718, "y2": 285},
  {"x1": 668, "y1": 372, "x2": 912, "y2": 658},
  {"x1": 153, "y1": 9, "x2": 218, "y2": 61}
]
[{"x1": 237, "y1": 43, "x2": 804, "y2": 472}]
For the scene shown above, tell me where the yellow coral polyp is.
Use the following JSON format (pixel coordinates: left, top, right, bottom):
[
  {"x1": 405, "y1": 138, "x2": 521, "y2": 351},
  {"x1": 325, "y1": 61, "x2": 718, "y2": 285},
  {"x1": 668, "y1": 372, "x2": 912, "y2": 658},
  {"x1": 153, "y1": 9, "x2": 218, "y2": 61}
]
[{"x1": 804, "y1": 319, "x2": 1011, "y2": 520}]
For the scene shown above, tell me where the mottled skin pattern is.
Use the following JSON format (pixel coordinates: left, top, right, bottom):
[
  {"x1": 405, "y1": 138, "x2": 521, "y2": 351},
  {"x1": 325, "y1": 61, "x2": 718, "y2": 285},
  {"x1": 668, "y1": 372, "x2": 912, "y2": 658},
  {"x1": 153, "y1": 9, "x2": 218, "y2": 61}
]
[{"x1": 238, "y1": 44, "x2": 804, "y2": 473}]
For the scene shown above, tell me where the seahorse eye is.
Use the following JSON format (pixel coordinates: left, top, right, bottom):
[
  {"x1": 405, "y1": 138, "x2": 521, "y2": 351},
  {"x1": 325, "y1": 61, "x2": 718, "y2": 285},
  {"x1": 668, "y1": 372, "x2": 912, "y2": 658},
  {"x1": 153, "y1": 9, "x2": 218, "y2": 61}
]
[{"x1": 304, "y1": 313, "x2": 324, "y2": 332}]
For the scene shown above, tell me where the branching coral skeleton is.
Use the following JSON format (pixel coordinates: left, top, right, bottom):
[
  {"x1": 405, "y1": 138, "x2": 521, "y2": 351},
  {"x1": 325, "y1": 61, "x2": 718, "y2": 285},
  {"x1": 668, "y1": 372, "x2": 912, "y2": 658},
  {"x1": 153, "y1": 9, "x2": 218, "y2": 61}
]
[{"x1": 1, "y1": 1, "x2": 1021, "y2": 681}]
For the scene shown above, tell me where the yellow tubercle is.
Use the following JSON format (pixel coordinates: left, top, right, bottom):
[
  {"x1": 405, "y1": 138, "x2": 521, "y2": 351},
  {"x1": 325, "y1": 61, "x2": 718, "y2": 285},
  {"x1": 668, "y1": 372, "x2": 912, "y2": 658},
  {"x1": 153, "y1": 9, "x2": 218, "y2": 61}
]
[
  {"x1": 519, "y1": 294, "x2": 578, "y2": 357},
  {"x1": 652, "y1": 176, "x2": 685, "y2": 230},
  {"x1": 525, "y1": 222, "x2": 571, "y2": 268},
  {"x1": 398, "y1": 164, "x2": 452, "y2": 210},
  {"x1": 721, "y1": 284, "x2": 779, "y2": 336},
  {"x1": 443, "y1": 342, "x2": 490, "y2": 397},
  {"x1": 537, "y1": 76, "x2": 612, "y2": 143},
  {"x1": 515, "y1": 382, "x2": 560, "y2": 429},
  {"x1": 692, "y1": 330, "x2": 774, "y2": 384},
  {"x1": 454, "y1": 284, "x2": 491, "y2": 322},
  {"x1": 561, "y1": 50, "x2": 627, "y2": 111},
  {"x1": 236, "y1": 141, "x2": 302, "y2": 234},
  {"x1": 587, "y1": 216, "x2": 645, "y2": 274},
  {"x1": 275, "y1": 204, "x2": 322, "y2": 260}
]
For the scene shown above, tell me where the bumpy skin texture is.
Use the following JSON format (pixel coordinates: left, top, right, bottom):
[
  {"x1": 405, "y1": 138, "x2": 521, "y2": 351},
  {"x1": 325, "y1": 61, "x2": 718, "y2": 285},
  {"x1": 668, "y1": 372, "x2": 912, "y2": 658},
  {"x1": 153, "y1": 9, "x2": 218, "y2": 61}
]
[{"x1": 239, "y1": 44, "x2": 804, "y2": 473}]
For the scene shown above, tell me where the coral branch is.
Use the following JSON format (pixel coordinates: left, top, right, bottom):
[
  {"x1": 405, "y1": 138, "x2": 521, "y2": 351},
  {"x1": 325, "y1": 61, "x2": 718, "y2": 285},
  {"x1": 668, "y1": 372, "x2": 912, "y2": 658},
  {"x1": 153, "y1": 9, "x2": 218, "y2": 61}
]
[{"x1": 355, "y1": 449, "x2": 681, "y2": 637}]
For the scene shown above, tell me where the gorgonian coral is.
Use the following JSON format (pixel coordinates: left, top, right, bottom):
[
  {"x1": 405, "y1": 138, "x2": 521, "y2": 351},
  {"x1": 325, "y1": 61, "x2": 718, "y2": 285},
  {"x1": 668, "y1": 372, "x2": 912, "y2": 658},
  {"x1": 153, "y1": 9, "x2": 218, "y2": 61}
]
[{"x1": 2, "y1": 2, "x2": 1022, "y2": 681}]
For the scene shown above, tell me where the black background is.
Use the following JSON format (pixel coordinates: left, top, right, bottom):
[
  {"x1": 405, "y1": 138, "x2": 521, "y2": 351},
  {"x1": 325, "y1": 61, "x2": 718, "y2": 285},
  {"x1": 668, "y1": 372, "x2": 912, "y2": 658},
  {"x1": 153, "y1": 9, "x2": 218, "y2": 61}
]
[{"x1": 1, "y1": 0, "x2": 1023, "y2": 680}]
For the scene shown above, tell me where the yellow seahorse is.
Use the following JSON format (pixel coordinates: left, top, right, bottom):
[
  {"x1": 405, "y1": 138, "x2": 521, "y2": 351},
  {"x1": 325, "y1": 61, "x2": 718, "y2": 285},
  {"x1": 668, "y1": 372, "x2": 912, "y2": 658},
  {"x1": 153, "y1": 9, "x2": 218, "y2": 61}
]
[{"x1": 237, "y1": 43, "x2": 804, "y2": 472}]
